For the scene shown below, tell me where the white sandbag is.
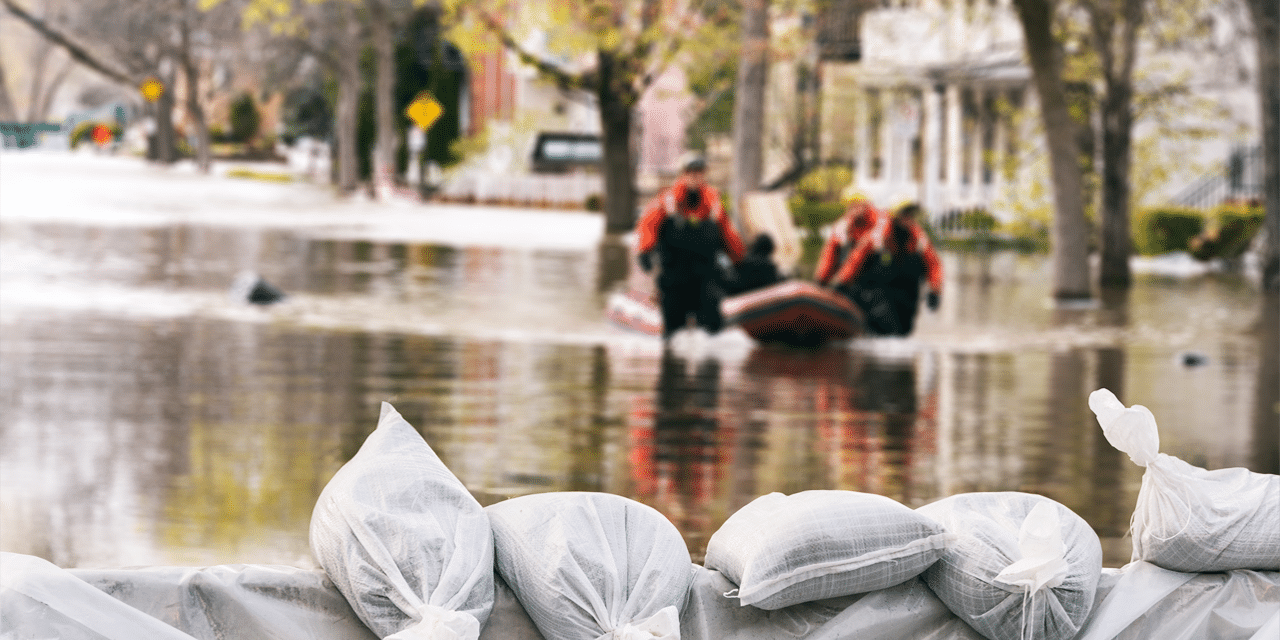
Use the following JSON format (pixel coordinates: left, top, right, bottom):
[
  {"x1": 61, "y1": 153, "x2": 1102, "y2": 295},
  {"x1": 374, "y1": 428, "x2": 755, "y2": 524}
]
[
  {"x1": 703, "y1": 490, "x2": 951, "y2": 610},
  {"x1": 1090, "y1": 388, "x2": 1280, "y2": 572},
  {"x1": 310, "y1": 402, "x2": 494, "y2": 639},
  {"x1": 917, "y1": 492, "x2": 1102, "y2": 640},
  {"x1": 485, "y1": 491, "x2": 692, "y2": 640}
]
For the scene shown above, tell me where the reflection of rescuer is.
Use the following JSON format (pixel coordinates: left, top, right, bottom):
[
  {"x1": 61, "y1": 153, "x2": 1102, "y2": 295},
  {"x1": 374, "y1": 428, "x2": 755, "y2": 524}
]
[
  {"x1": 636, "y1": 156, "x2": 746, "y2": 339},
  {"x1": 815, "y1": 191, "x2": 941, "y2": 335}
]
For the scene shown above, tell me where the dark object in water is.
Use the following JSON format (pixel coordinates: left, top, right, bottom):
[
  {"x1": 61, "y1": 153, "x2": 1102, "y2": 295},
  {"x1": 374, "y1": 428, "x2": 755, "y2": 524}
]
[
  {"x1": 232, "y1": 271, "x2": 286, "y2": 305},
  {"x1": 1177, "y1": 351, "x2": 1209, "y2": 367}
]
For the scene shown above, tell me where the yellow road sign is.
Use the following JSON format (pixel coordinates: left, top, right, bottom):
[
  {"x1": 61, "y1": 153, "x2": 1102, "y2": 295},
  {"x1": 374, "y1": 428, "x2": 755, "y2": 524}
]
[
  {"x1": 140, "y1": 77, "x2": 164, "y2": 103},
  {"x1": 405, "y1": 92, "x2": 443, "y2": 131}
]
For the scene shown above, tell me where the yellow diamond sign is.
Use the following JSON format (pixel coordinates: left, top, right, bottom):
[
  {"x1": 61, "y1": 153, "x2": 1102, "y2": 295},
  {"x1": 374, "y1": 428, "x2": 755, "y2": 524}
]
[
  {"x1": 140, "y1": 77, "x2": 164, "y2": 103},
  {"x1": 405, "y1": 92, "x2": 443, "y2": 131}
]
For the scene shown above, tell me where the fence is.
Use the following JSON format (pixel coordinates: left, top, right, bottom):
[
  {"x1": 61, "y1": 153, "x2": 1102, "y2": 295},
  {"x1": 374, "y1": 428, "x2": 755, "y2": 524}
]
[
  {"x1": 437, "y1": 171, "x2": 604, "y2": 209},
  {"x1": 1173, "y1": 145, "x2": 1264, "y2": 211}
]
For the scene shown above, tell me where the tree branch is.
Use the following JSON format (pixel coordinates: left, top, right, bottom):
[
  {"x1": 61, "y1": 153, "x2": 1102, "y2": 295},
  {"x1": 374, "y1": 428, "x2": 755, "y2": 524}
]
[
  {"x1": 1, "y1": 0, "x2": 135, "y2": 85},
  {"x1": 471, "y1": 8, "x2": 590, "y2": 93}
]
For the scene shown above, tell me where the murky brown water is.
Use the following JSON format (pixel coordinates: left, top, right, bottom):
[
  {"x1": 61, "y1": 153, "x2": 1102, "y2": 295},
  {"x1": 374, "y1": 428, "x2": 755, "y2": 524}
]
[{"x1": 2, "y1": 156, "x2": 1276, "y2": 571}]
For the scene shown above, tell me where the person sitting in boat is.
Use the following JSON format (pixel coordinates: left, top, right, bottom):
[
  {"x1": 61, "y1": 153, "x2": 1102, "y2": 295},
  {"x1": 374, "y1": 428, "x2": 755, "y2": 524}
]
[
  {"x1": 878, "y1": 202, "x2": 943, "y2": 335},
  {"x1": 636, "y1": 155, "x2": 746, "y2": 339},
  {"x1": 726, "y1": 233, "x2": 785, "y2": 295}
]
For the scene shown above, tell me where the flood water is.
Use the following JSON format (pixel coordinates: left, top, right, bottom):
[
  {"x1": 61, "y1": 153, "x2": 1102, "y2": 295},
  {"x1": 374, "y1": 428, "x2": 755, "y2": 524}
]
[{"x1": 2, "y1": 154, "x2": 1276, "y2": 571}]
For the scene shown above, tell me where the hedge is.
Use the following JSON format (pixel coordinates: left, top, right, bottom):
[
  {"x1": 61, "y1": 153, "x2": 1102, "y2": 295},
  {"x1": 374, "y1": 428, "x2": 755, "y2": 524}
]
[{"x1": 1133, "y1": 207, "x2": 1204, "y2": 256}]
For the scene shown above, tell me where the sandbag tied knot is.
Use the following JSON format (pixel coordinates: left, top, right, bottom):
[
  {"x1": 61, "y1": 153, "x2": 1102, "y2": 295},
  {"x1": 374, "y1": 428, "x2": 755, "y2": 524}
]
[
  {"x1": 994, "y1": 502, "x2": 1070, "y2": 594},
  {"x1": 386, "y1": 603, "x2": 480, "y2": 640},
  {"x1": 1088, "y1": 388, "x2": 1160, "y2": 467},
  {"x1": 596, "y1": 605, "x2": 681, "y2": 640},
  {"x1": 995, "y1": 502, "x2": 1071, "y2": 640}
]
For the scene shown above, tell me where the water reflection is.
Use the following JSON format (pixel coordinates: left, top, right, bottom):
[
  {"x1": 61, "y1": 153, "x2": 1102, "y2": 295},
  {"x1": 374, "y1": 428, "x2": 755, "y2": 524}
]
[{"x1": 1, "y1": 209, "x2": 1274, "y2": 572}]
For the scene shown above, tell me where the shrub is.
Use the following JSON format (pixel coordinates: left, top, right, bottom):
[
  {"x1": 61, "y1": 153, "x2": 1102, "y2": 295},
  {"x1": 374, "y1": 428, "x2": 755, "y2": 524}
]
[
  {"x1": 1133, "y1": 207, "x2": 1204, "y2": 256},
  {"x1": 789, "y1": 198, "x2": 845, "y2": 235},
  {"x1": 1189, "y1": 202, "x2": 1265, "y2": 261},
  {"x1": 228, "y1": 92, "x2": 261, "y2": 143},
  {"x1": 956, "y1": 208, "x2": 997, "y2": 233},
  {"x1": 69, "y1": 121, "x2": 120, "y2": 148},
  {"x1": 793, "y1": 165, "x2": 853, "y2": 203}
]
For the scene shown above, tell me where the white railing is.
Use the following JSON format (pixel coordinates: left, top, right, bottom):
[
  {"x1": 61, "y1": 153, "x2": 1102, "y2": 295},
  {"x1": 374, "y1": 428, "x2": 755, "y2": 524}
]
[{"x1": 438, "y1": 171, "x2": 604, "y2": 209}]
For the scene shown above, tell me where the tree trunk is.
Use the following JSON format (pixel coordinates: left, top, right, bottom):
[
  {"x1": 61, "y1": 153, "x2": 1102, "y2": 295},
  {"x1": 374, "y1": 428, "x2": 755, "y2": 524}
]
[
  {"x1": 152, "y1": 67, "x2": 177, "y2": 164},
  {"x1": 1093, "y1": 0, "x2": 1143, "y2": 288},
  {"x1": 1013, "y1": 0, "x2": 1092, "y2": 301},
  {"x1": 34, "y1": 59, "x2": 73, "y2": 122},
  {"x1": 731, "y1": 0, "x2": 769, "y2": 229},
  {"x1": 24, "y1": 37, "x2": 52, "y2": 122},
  {"x1": 0, "y1": 58, "x2": 18, "y2": 121},
  {"x1": 335, "y1": 62, "x2": 361, "y2": 194},
  {"x1": 368, "y1": 0, "x2": 398, "y2": 201},
  {"x1": 598, "y1": 49, "x2": 637, "y2": 234},
  {"x1": 1247, "y1": 0, "x2": 1279, "y2": 292},
  {"x1": 179, "y1": 20, "x2": 211, "y2": 174}
]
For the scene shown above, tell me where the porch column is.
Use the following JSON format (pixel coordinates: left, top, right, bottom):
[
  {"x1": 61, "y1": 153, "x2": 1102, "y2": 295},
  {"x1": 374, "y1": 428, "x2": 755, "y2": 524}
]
[
  {"x1": 944, "y1": 84, "x2": 963, "y2": 210},
  {"x1": 923, "y1": 83, "x2": 943, "y2": 216},
  {"x1": 855, "y1": 86, "x2": 871, "y2": 186}
]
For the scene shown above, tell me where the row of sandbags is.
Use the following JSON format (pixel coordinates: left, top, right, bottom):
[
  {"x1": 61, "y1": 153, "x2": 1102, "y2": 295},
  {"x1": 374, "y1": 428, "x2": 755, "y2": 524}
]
[{"x1": 310, "y1": 393, "x2": 1279, "y2": 640}]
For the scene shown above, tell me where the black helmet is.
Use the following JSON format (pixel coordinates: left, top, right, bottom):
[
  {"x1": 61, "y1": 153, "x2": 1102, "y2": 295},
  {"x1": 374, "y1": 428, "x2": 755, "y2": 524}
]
[
  {"x1": 750, "y1": 233, "x2": 775, "y2": 256},
  {"x1": 682, "y1": 154, "x2": 707, "y2": 173}
]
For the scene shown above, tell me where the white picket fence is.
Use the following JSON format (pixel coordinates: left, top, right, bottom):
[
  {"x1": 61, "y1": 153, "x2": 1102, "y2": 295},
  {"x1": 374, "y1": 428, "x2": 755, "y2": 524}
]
[{"x1": 438, "y1": 171, "x2": 604, "y2": 208}]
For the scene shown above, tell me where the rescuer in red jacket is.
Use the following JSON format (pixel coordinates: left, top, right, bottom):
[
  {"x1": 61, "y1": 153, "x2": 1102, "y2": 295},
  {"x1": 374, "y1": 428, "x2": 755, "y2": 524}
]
[
  {"x1": 816, "y1": 193, "x2": 942, "y2": 335},
  {"x1": 636, "y1": 156, "x2": 746, "y2": 339},
  {"x1": 814, "y1": 189, "x2": 890, "y2": 288},
  {"x1": 879, "y1": 202, "x2": 943, "y2": 335}
]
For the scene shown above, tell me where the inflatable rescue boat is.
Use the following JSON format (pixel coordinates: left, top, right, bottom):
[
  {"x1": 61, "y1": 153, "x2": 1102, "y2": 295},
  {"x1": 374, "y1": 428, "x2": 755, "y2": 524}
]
[
  {"x1": 607, "y1": 281, "x2": 864, "y2": 347},
  {"x1": 721, "y1": 280, "x2": 864, "y2": 347}
]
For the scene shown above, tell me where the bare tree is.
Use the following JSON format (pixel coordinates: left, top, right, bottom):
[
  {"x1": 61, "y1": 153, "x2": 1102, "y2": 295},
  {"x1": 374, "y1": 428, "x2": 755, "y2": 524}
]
[
  {"x1": 245, "y1": 0, "x2": 361, "y2": 192},
  {"x1": 1013, "y1": 0, "x2": 1093, "y2": 301},
  {"x1": 467, "y1": 0, "x2": 716, "y2": 232},
  {"x1": 2, "y1": 0, "x2": 240, "y2": 166}
]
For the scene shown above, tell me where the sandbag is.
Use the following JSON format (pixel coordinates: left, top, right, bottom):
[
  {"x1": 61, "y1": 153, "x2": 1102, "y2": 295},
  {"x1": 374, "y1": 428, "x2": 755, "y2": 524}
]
[
  {"x1": 917, "y1": 492, "x2": 1102, "y2": 640},
  {"x1": 703, "y1": 490, "x2": 951, "y2": 610},
  {"x1": 485, "y1": 491, "x2": 692, "y2": 640},
  {"x1": 1089, "y1": 388, "x2": 1280, "y2": 572},
  {"x1": 310, "y1": 402, "x2": 494, "y2": 639}
]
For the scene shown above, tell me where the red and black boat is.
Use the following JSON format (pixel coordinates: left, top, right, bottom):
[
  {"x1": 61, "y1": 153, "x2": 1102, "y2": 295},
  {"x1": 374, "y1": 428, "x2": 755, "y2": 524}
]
[{"x1": 607, "y1": 280, "x2": 865, "y2": 347}]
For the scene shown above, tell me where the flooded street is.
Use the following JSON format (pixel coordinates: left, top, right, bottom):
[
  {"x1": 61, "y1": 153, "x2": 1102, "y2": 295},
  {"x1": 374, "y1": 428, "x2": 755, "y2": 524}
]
[{"x1": 2, "y1": 153, "x2": 1276, "y2": 571}]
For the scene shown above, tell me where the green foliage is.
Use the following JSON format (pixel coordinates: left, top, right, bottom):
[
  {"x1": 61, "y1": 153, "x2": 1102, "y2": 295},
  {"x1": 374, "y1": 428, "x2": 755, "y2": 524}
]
[
  {"x1": 956, "y1": 209, "x2": 997, "y2": 232},
  {"x1": 229, "y1": 92, "x2": 261, "y2": 143},
  {"x1": 1000, "y1": 218, "x2": 1052, "y2": 253},
  {"x1": 69, "y1": 122, "x2": 121, "y2": 148},
  {"x1": 226, "y1": 167, "x2": 294, "y2": 183},
  {"x1": 789, "y1": 199, "x2": 845, "y2": 236},
  {"x1": 584, "y1": 193, "x2": 602, "y2": 211},
  {"x1": 685, "y1": 60, "x2": 736, "y2": 151},
  {"x1": 793, "y1": 165, "x2": 853, "y2": 204},
  {"x1": 1133, "y1": 207, "x2": 1205, "y2": 255},
  {"x1": 1189, "y1": 202, "x2": 1265, "y2": 261}
]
